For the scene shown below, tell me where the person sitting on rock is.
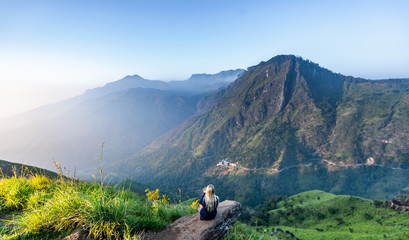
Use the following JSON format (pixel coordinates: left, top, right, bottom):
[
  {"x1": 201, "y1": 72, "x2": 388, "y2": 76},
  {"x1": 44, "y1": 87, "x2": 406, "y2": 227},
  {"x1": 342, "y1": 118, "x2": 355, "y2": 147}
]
[{"x1": 198, "y1": 184, "x2": 219, "y2": 220}]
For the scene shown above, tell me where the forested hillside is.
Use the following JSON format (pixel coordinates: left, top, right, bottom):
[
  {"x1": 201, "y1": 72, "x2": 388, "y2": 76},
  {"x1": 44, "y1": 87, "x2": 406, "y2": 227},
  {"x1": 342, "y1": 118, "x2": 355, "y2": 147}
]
[{"x1": 113, "y1": 55, "x2": 409, "y2": 206}]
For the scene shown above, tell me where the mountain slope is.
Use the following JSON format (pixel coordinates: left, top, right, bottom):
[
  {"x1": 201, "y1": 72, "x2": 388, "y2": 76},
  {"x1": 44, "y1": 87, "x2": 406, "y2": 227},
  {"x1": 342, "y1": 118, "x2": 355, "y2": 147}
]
[
  {"x1": 234, "y1": 190, "x2": 409, "y2": 240},
  {"x1": 113, "y1": 55, "x2": 409, "y2": 205},
  {"x1": 0, "y1": 88, "x2": 203, "y2": 171},
  {"x1": 0, "y1": 70, "x2": 243, "y2": 172},
  {"x1": 0, "y1": 159, "x2": 57, "y2": 178}
]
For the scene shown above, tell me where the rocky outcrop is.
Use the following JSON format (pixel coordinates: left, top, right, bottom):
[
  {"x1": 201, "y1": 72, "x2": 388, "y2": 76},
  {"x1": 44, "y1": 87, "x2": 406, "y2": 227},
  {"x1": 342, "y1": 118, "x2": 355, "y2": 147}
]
[
  {"x1": 383, "y1": 195, "x2": 409, "y2": 212},
  {"x1": 62, "y1": 228, "x2": 93, "y2": 240},
  {"x1": 144, "y1": 200, "x2": 241, "y2": 240},
  {"x1": 62, "y1": 200, "x2": 241, "y2": 240}
]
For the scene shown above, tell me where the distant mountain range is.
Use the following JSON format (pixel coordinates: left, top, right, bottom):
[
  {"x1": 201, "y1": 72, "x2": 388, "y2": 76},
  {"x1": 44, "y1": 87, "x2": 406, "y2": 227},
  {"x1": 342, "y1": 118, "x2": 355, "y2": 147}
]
[
  {"x1": 2, "y1": 55, "x2": 409, "y2": 207},
  {"x1": 85, "y1": 69, "x2": 244, "y2": 97},
  {"x1": 0, "y1": 69, "x2": 244, "y2": 171},
  {"x1": 109, "y1": 55, "x2": 409, "y2": 206}
]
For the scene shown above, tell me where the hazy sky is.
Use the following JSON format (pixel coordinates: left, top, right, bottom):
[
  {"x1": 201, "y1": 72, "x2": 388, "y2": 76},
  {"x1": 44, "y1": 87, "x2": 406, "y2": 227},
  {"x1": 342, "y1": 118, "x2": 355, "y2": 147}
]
[{"x1": 1, "y1": 0, "x2": 409, "y2": 118}]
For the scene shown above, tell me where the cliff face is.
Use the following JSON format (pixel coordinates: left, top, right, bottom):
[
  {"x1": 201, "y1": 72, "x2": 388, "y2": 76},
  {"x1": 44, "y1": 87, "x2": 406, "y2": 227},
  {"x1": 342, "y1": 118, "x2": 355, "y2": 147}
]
[
  {"x1": 325, "y1": 79, "x2": 409, "y2": 167},
  {"x1": 113, "y1": 55, "x2": 409, "y2": 205}
]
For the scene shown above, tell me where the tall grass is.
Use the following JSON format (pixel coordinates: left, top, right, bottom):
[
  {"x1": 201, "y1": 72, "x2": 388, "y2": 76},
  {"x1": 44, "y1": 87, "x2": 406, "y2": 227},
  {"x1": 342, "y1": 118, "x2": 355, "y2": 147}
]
[
  {"x1": 0, "y1": 171, "x2": 196, "y2": 240},
  {"x1": 0, "y1": 174, "x2": 57, "y2": 213}
]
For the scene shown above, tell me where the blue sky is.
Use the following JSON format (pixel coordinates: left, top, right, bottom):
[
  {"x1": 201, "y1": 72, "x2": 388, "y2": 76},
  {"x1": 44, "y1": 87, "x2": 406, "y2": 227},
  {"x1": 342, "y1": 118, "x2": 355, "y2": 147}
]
[{"x1": 1, "y1": 0, "x2": 409, "y2": 117}]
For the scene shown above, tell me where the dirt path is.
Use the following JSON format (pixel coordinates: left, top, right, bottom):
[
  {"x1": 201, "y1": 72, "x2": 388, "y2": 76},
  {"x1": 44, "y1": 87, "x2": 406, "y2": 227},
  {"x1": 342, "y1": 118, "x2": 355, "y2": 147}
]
[{"x1": 216, "y1": 158, "x2": 409, "y2": 173}]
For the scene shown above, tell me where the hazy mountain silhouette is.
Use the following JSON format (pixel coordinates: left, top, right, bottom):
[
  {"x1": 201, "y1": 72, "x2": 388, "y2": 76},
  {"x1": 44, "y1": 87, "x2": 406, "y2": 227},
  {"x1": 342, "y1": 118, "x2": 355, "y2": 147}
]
[{"x1": 0, "y1": 69, "x2": 243, "y2": 171}]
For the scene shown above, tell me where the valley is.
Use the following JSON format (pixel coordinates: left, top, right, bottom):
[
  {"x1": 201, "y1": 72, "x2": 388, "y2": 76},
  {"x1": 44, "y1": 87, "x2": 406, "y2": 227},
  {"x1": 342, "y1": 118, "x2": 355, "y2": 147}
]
[
  {"x1": 1, "y1": 54, "x2": 409, "y2": 239},
  {"x1": 3, "y1": 1, "x2": 409, "y2": 239}
]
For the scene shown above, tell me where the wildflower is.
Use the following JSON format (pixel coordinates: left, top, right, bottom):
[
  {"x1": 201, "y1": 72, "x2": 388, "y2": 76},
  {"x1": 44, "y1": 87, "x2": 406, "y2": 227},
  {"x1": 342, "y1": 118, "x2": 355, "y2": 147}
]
[{"x1": 191, "y1": 199, "x2": 199, "y2": 209}]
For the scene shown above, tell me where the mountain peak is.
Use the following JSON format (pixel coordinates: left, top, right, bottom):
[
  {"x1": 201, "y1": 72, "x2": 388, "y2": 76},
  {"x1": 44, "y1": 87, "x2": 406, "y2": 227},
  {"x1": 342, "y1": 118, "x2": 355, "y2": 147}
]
[
  {"x1": 121, "y1": 74, "x2": 146, "y2": 81},
  {"x1": 187, "y1": 69, "x2": 244, "y2": 82},
  {"x1": 248, "y1": 55, "x2": 321, "y2": 72}
]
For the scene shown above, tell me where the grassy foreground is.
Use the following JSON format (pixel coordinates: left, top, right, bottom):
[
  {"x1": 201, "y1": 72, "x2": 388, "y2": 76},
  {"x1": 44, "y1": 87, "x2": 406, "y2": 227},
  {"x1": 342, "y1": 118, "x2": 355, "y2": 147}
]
[
  {"x1": 2, "y1": 166, "x2": 409, "y2": 240},
  {"x1": 0, "y1": 171, "x2": 196, "y2": 240}
]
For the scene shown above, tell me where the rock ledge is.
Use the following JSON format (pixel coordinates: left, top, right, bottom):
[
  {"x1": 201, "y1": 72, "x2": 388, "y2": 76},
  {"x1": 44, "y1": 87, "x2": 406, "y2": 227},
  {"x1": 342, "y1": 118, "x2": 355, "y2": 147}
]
[{"x1": 144, "y1": 200, "x2": 241, "y2": 240}]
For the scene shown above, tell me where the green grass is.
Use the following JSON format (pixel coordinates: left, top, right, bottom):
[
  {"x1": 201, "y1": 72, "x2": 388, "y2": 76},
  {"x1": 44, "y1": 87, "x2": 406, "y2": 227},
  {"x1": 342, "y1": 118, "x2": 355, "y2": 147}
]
[
  {"x1": 225, "y1": 222, "x2": 279, "y2": 240},
  {"x1": 0, "y1": 173, "x2": 197, "y2": 240},
  {"x1": 240, "y1": 190, "x2": 409, "y2": 239},
  {"x1": 226, "y1": 222, "x2": 302, "y2": 240}
]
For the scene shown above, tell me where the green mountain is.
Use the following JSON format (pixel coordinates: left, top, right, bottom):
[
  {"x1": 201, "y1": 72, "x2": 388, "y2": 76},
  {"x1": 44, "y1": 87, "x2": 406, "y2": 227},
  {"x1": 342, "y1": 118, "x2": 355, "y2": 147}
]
[{"x1": 112, "y1": 55, "x2": 409, "y2": 206}]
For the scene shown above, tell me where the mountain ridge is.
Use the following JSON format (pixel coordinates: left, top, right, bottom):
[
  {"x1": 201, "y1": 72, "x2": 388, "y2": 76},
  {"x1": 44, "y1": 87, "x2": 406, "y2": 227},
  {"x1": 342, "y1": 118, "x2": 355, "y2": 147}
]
[{"x1": 111, "y1": 55, "x2": 409, "y2": 206}]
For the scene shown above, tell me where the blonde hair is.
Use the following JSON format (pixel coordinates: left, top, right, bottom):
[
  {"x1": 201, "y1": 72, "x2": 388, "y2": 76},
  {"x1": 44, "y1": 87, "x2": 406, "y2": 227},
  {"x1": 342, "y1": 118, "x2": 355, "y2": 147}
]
[{"x1": 204, "y1": 184, "x2": 218, "y2": 212}]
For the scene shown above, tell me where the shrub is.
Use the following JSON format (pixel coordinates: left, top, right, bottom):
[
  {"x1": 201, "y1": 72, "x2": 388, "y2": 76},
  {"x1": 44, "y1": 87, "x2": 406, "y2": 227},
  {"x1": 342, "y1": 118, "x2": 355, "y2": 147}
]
[
  {"x1": 328, "y1": 207, "x2": 339, "y2": 215},
  {"x1": 363, "y1": 212, "x2": 373, "y2": 220}
]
